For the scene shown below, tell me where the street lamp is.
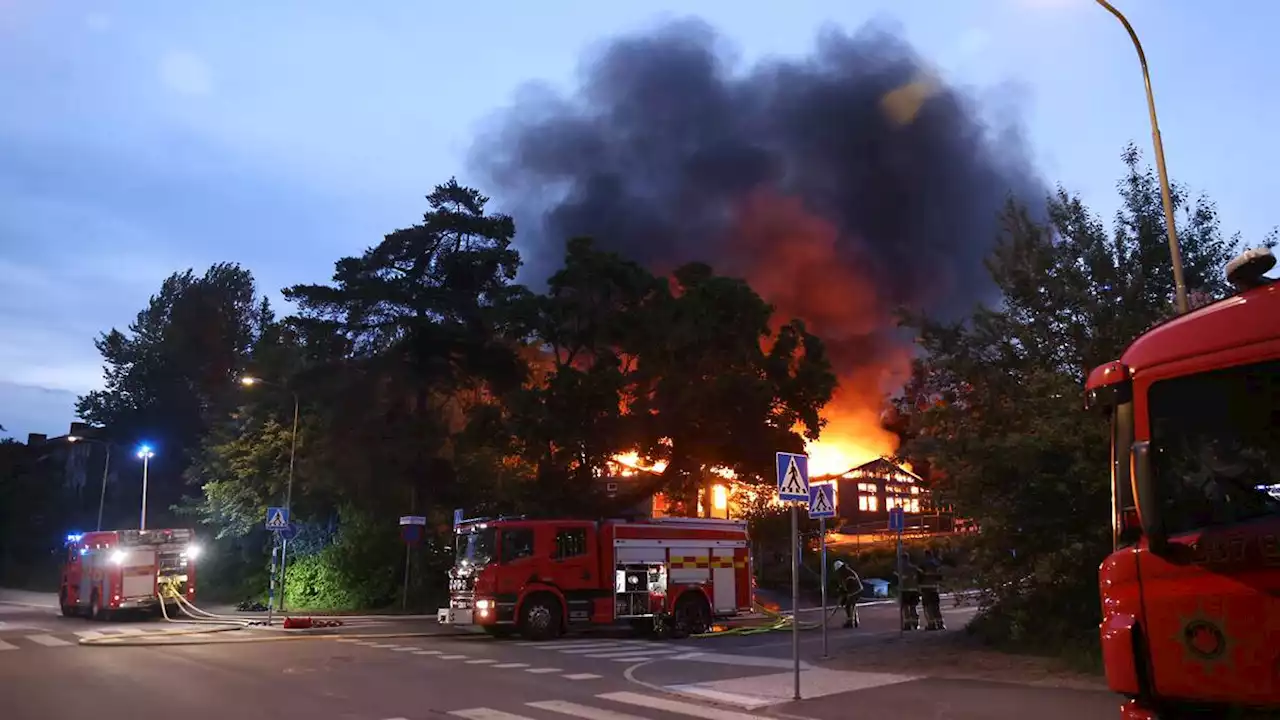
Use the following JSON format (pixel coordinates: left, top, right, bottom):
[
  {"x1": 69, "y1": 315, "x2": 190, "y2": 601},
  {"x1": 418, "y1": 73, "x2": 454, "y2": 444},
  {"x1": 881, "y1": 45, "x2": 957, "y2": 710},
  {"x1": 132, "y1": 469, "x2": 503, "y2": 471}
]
[
  {"x1": 68, "y1": 435, "x2": 113, "y2": 532},
  {"x1": 1094, "y1": 0, "x2": 1190, "y2": 315},
  {"x1": 136, "y1": 444, "x2": 155, "y2": 531},
  {"x1": 240, "y1": 375, "x2": 300, "y2": 611}
]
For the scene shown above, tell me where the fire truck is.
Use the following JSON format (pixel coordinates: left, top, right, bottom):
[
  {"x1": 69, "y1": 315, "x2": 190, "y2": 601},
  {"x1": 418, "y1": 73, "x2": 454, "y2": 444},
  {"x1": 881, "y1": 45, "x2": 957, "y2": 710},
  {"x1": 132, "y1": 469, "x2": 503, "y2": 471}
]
[
  {"x1": 1085, "y1": 247, "x2": 1280, "y2": 718},
  {"x1": 59, "y1": 528, "x2": 200, "y2": 620},
  {"x1": 437, "y1": 515, "x2": 753, "y2": 640}
]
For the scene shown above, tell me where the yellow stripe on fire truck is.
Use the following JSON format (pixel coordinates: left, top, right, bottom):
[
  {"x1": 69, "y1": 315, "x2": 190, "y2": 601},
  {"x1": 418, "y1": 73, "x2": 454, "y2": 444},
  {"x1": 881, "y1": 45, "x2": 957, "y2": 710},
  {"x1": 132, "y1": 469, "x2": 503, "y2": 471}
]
[{"x1": 668, "y1": 556, "x2": 747, "y2": 569}]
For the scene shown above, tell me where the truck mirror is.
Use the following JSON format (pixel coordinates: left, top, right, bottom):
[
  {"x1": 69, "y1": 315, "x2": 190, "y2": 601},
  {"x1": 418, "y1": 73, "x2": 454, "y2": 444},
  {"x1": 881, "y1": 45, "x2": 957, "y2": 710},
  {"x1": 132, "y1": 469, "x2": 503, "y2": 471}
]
[{"x1": 1130, "y1": 441, "x2": 1167, "y2": 554}]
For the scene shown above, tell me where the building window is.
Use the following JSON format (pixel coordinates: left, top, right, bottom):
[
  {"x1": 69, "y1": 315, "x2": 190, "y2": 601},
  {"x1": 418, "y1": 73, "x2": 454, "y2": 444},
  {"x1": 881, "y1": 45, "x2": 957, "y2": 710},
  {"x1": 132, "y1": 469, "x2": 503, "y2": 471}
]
[
  {"x1": 910, "y1": 486, "x2": 919, "y2": 495},
  {"x1": 858, "y1": 493, "x2": 878, "y2": 512}
]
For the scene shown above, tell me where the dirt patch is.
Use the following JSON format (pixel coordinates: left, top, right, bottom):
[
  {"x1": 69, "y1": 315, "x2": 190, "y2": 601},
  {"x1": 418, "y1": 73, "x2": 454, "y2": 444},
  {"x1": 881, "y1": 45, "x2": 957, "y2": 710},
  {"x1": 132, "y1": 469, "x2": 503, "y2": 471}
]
[{"x1": 818, "y1": 630, "x2": 1107, "y2": 691}]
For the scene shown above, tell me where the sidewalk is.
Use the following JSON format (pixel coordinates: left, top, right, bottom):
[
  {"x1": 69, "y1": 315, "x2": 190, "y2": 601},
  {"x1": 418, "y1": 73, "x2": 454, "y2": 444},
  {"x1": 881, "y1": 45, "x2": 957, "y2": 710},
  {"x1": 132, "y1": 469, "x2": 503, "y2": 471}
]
[
  {"x1": 659, "y1": 621, "x2": 1119, "y2": 719},
  {"x1": 0, "y1": 588, "x2": 57, "y2": 608}
]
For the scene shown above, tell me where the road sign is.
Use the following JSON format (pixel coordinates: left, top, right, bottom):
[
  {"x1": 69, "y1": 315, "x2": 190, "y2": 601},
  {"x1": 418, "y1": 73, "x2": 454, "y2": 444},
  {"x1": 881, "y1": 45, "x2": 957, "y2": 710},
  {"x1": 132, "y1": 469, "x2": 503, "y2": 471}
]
[
  {"x1": 399, "y1": 515, "x2": 427, "y2": 526},
  {"x1": 265, "y1": 507, "x2": 289, "y2": 531},
  {"x1": 278, "y1": 522, "x2": 298, "y2": 542},
  {"x1": 453, "y1": 508, "x2": 465, "y2": 526},
  {"x1": 808, "y1": 483, "x2": 836, "y2": 519},
  {"x1": 776, "y1": 452, "x2": 810, "y2": 502},
  {"x1": 401, "y1": 524, "x2": 423, "y2": 544},
  {"x1": 888, "y1": 506, "x2": 905, "y2": 532}
]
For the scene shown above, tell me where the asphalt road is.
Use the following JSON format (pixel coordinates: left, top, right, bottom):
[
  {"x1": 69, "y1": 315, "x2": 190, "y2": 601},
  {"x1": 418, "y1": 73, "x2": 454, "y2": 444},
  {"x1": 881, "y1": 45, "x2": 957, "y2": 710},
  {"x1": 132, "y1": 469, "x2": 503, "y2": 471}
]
[{"x1": 0, "y1": 594, "x2": 1124, "y2": 720}]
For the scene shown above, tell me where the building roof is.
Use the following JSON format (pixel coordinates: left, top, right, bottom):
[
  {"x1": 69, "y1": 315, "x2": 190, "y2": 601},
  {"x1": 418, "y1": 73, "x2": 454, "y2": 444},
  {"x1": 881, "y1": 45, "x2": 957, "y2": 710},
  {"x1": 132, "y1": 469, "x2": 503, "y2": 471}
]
[{"x1": 816, "y1": 457, "x2": 923, "y2": 484}]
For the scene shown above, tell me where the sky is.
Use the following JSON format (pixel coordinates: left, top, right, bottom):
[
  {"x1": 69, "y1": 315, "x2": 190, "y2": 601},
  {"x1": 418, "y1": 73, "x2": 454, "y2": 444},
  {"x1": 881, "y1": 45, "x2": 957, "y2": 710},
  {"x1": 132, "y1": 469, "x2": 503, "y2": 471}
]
[{"x1": 1, "y1": 0, "x2": 1276, "y2": 440}]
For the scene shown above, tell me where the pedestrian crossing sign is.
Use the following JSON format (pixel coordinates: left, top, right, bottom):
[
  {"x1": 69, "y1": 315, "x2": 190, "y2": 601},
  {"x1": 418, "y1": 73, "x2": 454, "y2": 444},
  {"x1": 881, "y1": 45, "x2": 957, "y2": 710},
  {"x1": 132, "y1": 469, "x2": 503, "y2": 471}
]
[
  {"x1": 808, "y1": 483, "x2": 836, "y2": 519},
  {"x1": 265, "y1": 506, "x2": 289, "y2": 531},
  {"x1": 775, "y1": 451, "x2": 810, "y2": 502}
]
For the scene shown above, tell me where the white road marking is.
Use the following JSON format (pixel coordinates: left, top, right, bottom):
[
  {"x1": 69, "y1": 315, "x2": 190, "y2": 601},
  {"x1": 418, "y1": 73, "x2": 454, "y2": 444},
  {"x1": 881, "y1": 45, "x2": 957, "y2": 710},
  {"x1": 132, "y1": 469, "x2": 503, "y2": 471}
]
[
  {"x1": 0, "y1": 639, "x2": 17, "y2": 651},
  {"x1": 524, "y1": 667, "x2": 561, "y2": 674},
  {"x1": 451, "y1": 709, "x2": 534, "y2": 720},
  {"x1": 583, "y1": 648, "x2": 679, "y2": 659},
  {"x1": 336, "y1": 638, "x2": 361, "y2": 643},
  {"x1": 74, "y1": 630, "x2": 108, "y2": 640},
  {"x1": 26, "y1": 634, "x2": 73, "y2": 647},
  {"x1": 598, "y1": 691, "x2": 768, "y2": 720},
  {"x1": 413, "y1": 649, "x2": 441, "y2": 655},
  {"x1": 438, "y1": 654, "x2": 468, "y2": 660},
  {"x1": 528, "y1": 700, "x2": 649, "y2": 720},
  {"x1": 392, "y1": 647, "x2": 419, "y2": 652},
  {"x1": 103, "y1": 627, "x2": 146, "y2": 635},
  {"x1": 466, "y1": 658, "x2": 496, "y2": 664},
  {"x1": 491, "y1": 662, "x2": 529, "y2": 669},
  {"x1": 558, "y1": 643, "x2": 648, "y2": 654},
  {"x1": 370, "y1": 643, "x2": 401, "y2": 648},
  {"x1": 610, "y1": 655, "x2": 673, "y2": 663},
  {"x1": 562, "y1": 673, "x2": 602, "y2": 680}
]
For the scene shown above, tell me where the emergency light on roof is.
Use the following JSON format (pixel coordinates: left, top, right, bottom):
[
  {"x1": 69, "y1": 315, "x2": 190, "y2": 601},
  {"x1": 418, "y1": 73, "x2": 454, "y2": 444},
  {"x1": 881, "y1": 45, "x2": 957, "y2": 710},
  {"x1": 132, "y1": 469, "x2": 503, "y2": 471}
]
[
  {"x1": 1226, "y1": 247, "x2": 1276, "y2": 291},
  {"x1": 66, "y1": 533, "x2": 83, "y2": 544}
]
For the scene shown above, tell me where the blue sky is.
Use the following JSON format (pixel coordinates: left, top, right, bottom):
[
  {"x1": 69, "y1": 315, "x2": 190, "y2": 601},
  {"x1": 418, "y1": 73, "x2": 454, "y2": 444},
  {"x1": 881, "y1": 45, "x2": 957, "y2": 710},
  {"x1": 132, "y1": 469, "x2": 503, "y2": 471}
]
[{"x1": 1, "y1": 0, "x2": 1275, "y2": 440}]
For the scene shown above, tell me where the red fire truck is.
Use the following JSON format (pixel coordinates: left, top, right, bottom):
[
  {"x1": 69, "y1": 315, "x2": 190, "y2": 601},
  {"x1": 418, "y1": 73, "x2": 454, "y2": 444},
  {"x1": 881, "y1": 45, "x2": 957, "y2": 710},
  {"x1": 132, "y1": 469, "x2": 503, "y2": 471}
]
[
  {"x1": 437, "y1": 515, "x2": 753, "y2": 640},
  {"x1": 60, "y1": 528, "x2": 200, "y2": 620},
  {"x1": 1085, "y1": 247, "x2": 1279, "y2": 718}
]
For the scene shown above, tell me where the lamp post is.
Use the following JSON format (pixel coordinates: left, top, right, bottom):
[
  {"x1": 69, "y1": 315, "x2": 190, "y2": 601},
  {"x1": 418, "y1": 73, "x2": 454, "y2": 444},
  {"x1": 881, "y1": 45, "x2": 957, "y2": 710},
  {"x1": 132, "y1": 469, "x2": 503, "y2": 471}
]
[
  {"x1": 240, "y1": 376, "x2": 299, "y2": 611},
  {"x1": 68, "y1": 435, "x2": 112, "y2": 531},
  {"x1": 136, "y1": 445, "x2": 155, "y2": 531},
  {"x1": 1093, "y1": 0, "x2": 1190, "y2": 315}
]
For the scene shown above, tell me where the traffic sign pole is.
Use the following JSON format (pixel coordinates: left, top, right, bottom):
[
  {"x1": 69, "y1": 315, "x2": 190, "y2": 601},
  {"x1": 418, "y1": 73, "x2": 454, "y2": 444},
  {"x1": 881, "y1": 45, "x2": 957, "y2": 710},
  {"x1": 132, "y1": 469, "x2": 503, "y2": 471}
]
[
  {"x1": 776, "y1": 451, "x2": 809, "y2": 702},
  {"x1": 820, "y1": 516, "x2": 828, "y2": 659},
  {"x1": 790, "y1": 501, "x2": 800, "y2": 700},
  {"x1": 267, "y1": 539, "x2": 277, "y2": 627}
]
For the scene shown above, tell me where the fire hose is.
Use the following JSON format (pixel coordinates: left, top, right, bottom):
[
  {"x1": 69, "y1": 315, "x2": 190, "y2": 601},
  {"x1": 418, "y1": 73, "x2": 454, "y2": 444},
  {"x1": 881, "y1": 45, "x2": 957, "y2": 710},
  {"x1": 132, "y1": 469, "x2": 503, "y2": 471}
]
[
  {"x1": 689, "y1": 601, "x2": 840, "y2": 638},
  {"x1": 78, "y1": 581, "x2": 476, "y2": 647}
]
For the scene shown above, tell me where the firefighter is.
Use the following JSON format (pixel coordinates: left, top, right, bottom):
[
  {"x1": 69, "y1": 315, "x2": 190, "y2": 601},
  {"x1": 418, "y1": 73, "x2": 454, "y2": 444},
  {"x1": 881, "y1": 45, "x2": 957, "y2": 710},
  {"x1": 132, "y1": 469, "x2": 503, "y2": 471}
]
[
  {"x1": 832, "y1": 559, "x2": 862, "y2": 628},
  {"x1": 896, "y1": 552, "x2": 921, "y2": 631},
  {"x1": 919, "y1": 548, "x2": 946, "y2": 631}
]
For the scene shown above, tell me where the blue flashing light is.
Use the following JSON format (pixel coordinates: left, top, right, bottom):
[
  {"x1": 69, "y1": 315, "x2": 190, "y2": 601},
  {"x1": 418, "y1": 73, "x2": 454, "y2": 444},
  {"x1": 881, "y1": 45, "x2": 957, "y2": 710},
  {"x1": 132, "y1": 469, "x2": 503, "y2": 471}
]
[
  {"x1": 66, "y1": 533, "x2": 83, "y2": 543},
  {"x1": 136, "y1": 444, "x2": 155, "y2": 459}
]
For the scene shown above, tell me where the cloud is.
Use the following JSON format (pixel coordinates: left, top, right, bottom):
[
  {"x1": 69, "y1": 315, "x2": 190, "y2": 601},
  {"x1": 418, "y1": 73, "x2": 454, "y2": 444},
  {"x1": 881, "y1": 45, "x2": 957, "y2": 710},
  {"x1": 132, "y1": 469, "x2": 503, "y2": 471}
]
[
  {"x1": 0, "y1": 381, "x2": 78, "y2": 440},
  {"x1": 159, "y1": 51, "x2": 213, "y2": 97}
]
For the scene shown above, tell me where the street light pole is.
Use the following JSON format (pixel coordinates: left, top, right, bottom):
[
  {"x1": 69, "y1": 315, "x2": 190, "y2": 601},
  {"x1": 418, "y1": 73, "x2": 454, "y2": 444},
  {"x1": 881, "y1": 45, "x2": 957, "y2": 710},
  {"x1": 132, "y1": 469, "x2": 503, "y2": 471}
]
[
  {"x1": 70, "y1": 435, "x2": 115, "y2": 532},
  {"x1": 97, "y1": 444, "x2": 111, "y2": 531},
  {"x1": 1094, "y1": 0, "x2": 1190, "y2": 315},
  {"x1": 279, "y1": 391, "x2": 299, "y2": 612},
  {"x1": 240, "y1": 376, "x2": 301, "y2": 612},
  {"x1": 136, "y1": 445, "x2": 155, "y2": 530}
]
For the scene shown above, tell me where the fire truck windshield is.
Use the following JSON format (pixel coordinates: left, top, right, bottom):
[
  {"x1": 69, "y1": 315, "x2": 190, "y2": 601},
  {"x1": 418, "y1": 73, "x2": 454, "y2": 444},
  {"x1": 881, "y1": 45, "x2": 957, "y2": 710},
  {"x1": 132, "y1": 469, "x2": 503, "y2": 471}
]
[
  {"x1": 455, "y1": 526, "x2": 496, "y2": 567},
  {"x1": 1148, "y1": 358, "x2": 1280, "y2": 531}
]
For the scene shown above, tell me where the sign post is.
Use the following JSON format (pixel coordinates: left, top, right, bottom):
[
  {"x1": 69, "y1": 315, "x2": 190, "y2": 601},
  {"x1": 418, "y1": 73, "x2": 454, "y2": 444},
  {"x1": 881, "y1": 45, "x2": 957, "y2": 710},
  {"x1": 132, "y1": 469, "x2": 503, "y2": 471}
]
[
  {"x1": 265, "y1": 507, "x2": 289, "y2": 625},
  {"x1": 808, "y1": 483, "x2": 836, "y2": 660},
  {"x1": 399, "y1": 515, "x2": 427, "y2": 610},
  {"x1": 777, "y1": 451, "x2": 810, "y2": 701},
  {"x1": 889, "y1": 506, "x2": 905, "y2": 637}
]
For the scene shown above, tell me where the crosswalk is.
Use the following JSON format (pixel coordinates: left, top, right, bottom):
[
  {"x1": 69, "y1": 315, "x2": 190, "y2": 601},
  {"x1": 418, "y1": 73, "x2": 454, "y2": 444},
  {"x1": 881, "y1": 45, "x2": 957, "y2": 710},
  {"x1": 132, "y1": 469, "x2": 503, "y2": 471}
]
[
  {"x1": 0, "y1": 626, "x2": 198, "y2": 651},
  {"x1": 513, "y1": 639, "x2": 690, "y2": 664},
  {"x1": 336, "y1": 638, "x2": 606, "y2": 681},
  {"x1": 438, "y1": 691, "x2": 768, "y2": 720}
]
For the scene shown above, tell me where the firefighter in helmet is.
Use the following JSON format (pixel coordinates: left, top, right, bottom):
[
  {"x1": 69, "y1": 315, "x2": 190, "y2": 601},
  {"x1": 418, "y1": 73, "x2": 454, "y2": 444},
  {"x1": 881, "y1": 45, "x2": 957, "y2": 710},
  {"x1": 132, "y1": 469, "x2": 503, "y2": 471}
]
[
  {"x1": 832, "y1": 559, "x2": 862, "y2": 628},
  {"x1": 896, "y1": 552, "x2": 921, "y2": 631},
  {"x1": 919, "y1": 548, "x2": 946, "y2": 631}
]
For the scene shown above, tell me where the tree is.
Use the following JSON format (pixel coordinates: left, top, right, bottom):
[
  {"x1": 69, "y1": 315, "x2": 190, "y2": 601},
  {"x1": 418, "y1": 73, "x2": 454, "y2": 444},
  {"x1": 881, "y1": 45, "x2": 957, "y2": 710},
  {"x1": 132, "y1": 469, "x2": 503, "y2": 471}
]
[
  {"x1": 891, "y1": 145, "x2": 1261, "y2": 652},
  {"x1": 75, "y1": 263, "x2": 272, "y2": 529},
  {"x1": 514, "y1": 238, "x2": 838, "y2": 515}
]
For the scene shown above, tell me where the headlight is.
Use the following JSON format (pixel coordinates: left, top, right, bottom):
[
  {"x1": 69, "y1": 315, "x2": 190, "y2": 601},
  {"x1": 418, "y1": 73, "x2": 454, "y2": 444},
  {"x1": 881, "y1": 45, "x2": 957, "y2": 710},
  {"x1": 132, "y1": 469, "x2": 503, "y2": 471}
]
[
  {"x1": 110, "y1": 550, "x2": 127, "y2": 565},
  {"x1": 185, "y1": 544, "x2": 201, "y2": 560},
  {"x1": 475, "y1": 599, "x2": 493, "y2": 610}
]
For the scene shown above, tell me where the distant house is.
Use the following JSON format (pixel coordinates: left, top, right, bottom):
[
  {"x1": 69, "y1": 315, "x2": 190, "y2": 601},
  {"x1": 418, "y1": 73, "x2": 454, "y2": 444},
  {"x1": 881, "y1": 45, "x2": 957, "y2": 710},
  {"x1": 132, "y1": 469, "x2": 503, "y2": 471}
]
[{"x1": 816, "y1": 458, "x2": 937, "y2": 529}]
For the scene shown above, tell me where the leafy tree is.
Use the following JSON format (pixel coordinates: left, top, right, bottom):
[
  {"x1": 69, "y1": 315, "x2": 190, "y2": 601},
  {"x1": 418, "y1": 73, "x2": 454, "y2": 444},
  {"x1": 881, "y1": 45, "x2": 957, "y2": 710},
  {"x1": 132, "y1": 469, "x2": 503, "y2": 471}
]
[
  {"x1": 75, "y1": 263, "x2": 272, "y2": 529},
  {"x1": 514, "y1": 238, "x2": 838, "y2": 516},
  {"x1": 891, "y1": 145, "x2": 1261, "y2": 653}
]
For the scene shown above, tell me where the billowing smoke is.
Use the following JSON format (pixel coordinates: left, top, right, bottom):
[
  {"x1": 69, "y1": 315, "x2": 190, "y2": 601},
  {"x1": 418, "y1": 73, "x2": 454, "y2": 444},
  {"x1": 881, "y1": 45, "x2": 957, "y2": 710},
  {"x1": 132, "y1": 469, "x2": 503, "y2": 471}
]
[{"x1": 472, "y1": 18, "x2": 1044, "y2": 472}]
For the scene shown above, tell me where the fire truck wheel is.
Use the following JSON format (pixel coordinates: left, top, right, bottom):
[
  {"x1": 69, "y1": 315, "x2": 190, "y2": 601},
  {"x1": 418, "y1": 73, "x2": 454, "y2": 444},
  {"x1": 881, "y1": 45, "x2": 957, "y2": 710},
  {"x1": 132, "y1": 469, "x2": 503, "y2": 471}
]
[
  {"x1": 519, "y1": 595, "x2": 562, "y2": 641},
  {"x1": 674, "y1": 593, "x2": 711, "y2": 636}
]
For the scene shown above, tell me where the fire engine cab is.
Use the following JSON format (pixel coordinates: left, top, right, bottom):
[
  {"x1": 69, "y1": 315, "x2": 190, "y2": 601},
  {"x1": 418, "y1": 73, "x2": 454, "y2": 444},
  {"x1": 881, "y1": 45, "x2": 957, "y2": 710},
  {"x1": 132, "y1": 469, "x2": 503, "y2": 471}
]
[
  {"x1": 60, "y1": 528, "x2": 200, "y2": 620},
  {"x1": 437, "y1": 516, "x2": 753, "y2": 640}
]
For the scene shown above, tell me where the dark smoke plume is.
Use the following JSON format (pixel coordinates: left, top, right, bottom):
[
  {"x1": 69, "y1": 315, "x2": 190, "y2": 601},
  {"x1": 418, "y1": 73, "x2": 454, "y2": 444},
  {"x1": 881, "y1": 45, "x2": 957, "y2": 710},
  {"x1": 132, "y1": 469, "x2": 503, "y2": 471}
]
[{"x1": 471, "y1": 18, "x2": 1045, "y2": 465}]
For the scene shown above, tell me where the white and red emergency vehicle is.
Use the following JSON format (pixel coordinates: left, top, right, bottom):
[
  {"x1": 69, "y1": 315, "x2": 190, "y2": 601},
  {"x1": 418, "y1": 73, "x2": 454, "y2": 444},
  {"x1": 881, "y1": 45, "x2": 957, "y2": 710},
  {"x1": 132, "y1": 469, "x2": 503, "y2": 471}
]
[
  {"x1": 437, "y1": 516, "x2": 754, "y2": 640},
  {"x1": 60, "y1": 528, "x2": 200, "y2": 620}
]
